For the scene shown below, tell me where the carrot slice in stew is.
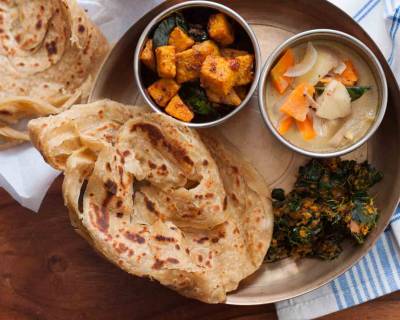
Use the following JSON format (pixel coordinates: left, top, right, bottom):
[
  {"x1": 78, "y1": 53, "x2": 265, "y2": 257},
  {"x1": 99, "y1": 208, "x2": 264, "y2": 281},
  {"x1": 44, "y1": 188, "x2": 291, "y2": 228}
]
[
  {"x1": 296, "y1": 116, "x2": 316, "y2": 140},
  {"x1": 279, "y1": 83, "x2": 315, "y2": 121},
  {"x1": 337, "y1": 60, "x2": 358, "y2": 86},
  {"x1": 320, "y1": 60, "x2": 358, "y2": 86},
  {"x1": 278, "y1": 116, "x2": 294, "y2": 135},
  {"x1": 271, "y1": 49, "x2": 295, "y2": 94}
]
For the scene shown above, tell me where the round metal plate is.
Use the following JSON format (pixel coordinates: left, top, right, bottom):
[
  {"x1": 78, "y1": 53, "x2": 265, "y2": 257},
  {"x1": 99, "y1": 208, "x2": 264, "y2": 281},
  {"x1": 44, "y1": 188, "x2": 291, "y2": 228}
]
[{"x1": 90, "y1": 0, "x2": 400, "y2": 305}]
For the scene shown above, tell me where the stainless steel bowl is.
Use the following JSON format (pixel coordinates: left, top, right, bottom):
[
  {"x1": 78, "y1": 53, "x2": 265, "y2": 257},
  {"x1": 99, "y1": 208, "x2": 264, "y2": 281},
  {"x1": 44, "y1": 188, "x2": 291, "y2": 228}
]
[
  {"x1": 258, "y1": 29, "x2": 388, "y2": 158},
  {"x1": 133, "y1": 0, "x2": 261, "y2": 128}
]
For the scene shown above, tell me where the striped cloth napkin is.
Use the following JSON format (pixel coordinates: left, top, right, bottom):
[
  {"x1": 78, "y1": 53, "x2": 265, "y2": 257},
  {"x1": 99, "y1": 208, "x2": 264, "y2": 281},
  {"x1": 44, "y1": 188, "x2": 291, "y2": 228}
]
[{"x1": 276, "y1": 1, "x2": 400, "y2": 319}]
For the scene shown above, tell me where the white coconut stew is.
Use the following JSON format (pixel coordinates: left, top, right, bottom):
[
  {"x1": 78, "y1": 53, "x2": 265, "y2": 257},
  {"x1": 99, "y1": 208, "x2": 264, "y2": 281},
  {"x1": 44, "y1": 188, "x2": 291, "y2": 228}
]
[{"x1": 266, "y1": 41, "x2": 379, "y2": 153}]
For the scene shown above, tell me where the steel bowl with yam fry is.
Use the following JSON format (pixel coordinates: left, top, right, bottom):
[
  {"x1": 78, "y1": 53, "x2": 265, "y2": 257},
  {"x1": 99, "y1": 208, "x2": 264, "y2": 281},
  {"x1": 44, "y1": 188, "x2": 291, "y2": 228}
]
[{"x1": 134, "y1": 1, "x2": 261, "y2": 127}]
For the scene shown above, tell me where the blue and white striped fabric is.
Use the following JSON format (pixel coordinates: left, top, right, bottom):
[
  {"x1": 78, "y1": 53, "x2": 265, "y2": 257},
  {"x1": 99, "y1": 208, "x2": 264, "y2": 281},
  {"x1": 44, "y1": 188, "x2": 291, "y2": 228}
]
[{"x1": 276, "y1": 1, "x2": 400, "y2": 319}]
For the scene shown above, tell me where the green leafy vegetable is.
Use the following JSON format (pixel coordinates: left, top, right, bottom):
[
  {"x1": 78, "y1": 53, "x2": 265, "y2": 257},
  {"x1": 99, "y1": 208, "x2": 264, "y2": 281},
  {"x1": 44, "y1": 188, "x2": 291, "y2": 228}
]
[
  {"x1": 272, "y1": 188, "x2": 285, "y2": 201},
  {"x1": 188, "y1": 23, "x2": 208, "y2": 42},
  {"x1": 315, "y1": 86, "x2": 371, "y2": 102},
  {"x1": 266, "y1": 158, "x2": 383, "y2": 263},
  {"x1": 179, "y1": 83, "x2": 217, "y2": 115}
]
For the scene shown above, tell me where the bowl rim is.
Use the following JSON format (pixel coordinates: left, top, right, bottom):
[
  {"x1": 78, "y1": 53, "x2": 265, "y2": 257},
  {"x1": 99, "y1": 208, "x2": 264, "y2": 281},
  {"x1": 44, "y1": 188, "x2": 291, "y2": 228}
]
[
  {"x1": 133, "y1": 0, "x2": 262, "y2": 128},
  {"x1": 258, "y1": 28, "x2": 389, "y2": 158}
]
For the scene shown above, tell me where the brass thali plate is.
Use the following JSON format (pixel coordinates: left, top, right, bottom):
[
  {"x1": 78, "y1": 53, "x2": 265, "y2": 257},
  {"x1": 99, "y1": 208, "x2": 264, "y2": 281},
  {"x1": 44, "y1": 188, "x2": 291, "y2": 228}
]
[{"x1": 90, "y1": 0, "x2": 400, "y2": 305}]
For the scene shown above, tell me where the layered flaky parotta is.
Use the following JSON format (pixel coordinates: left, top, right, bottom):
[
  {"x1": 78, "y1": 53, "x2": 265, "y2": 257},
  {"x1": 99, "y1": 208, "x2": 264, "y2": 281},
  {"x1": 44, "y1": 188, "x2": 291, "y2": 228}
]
[
  {"x1": 28, "y1": 99, "x2": 273, "y2": 303},
  {"x1": 0, "y1": 0, "x2": 109, "y2": 148}
]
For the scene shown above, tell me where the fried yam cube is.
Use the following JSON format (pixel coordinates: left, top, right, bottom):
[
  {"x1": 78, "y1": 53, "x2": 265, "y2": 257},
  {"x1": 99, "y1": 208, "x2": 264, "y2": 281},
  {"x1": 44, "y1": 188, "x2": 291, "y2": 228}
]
[
  {"x1": 229, "y1": 54, "x2": 254, "y2": 86},
  {"x1": 200, "y1": 55, "x2": 235, "y2": 95},
  {"x1": 206, "y1": 88, "x2": 242, "y2": 106},
  {"x1": 175, "y1": 48, "x2": 203, "y2": 83},
  {"x1": 165, "y1": 95, "x2": 194, "y2": 122},
  {"x1": 140, "y1": 39, "x2": 156, "y2": 71},
  {"x1": 168, "y1": 27, "x2": 195, "y2": 52},
  {"x1": 208, "y1": 13, "x2": 234, "y2": 46},
  {"x1": 155, "y1": 45, "x2": 176, "y2": 78},
  {"x1": 175, "y1": 41, "x2": 220, "y2": 84},
  {"x1": 147, "y1": 79, "x2": 180, "y2": 107},
  {"x1": 221, "y1": 48, "x2": 248, "y2": 58},
  {"x1": 192, "y1": 40, "x2": 220, "y2": 57}
]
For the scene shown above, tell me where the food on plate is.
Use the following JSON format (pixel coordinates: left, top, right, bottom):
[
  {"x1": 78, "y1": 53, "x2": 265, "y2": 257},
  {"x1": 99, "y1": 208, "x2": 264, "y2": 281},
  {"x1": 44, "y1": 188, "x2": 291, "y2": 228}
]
[
  {"x1": 140, "y1": 39, "x2": 156, "y2": 71},
  {"x1": 208, "y1": 13, "x2": 235, "y2": 46},
  {"x1": 155, "y1": 45, "x2": 177, "y2": 78},
  {"x1": 168, "y1": 26, "x2": 195, "y2": 52},
  {"x1": 200, "y1": 55, "x2": 236, "y2": 94},
  {"x1": 266, "y1": 41, "x2": 378, "y2": 152},
  {"x1": 165, "y1": 95, "x2": 194, "y2": 122},
  {"x1": 270, "y1": 49, "x2": 295, "y2": 94},
  {"x1": 140, "y1": 9, "x2": 255, "y2": 123},
  {"x1": 28, "y1": 99, "x2": 273, "y2": 303},
  {"x1": 28, "y1": 100, "x2": 136, "y2": 170},
  {"x1": 266, "y1": 158, "x2": 382, "y2": 262},
  {"x1": 147, "y1": 79, "x2": 181, "y2": 107},
  {"x1": 0, "y1": 0, "x2": 109, "y2": 149}
]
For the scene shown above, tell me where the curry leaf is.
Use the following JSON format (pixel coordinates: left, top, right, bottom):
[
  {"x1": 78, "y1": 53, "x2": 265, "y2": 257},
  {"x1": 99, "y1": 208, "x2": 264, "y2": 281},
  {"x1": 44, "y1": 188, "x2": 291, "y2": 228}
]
[
  {"x1": 179, "y1": 83, "x2": 217, "y2": 115},
  {"x1": 346, "y1": 86, "x2": 371, "y2": 101},
  {"x1": 175, "y1": 13, "x2": 189, "y2": 32},
  {"x1": 315, "y1": 86, "x2": 371, "y2": 102},
  {"x1": 153, "y1": 16, "x2": 177, "y2": 48}
]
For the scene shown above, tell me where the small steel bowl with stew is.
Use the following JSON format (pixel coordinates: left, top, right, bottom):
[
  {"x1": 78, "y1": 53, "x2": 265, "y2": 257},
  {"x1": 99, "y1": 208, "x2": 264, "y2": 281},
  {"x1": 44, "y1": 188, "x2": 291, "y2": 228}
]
[
  {"x1": 134, "y1": 0, "x2": 261, "y2": 128},
  {"x1": 258, "y1": 29, "x2": 388, "y2": 158}
]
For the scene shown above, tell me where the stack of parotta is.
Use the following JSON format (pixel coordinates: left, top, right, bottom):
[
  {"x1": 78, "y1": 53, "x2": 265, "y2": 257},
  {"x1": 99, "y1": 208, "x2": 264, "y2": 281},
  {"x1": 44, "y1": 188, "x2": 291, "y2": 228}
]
[
  {"x1": 28, "y1": 99, "x2": 273, "y2": 303},
  {"x1": 0, "y1": 0, "x2": 109, "y2": 148},
  {"x1": 6, "y1": 0, "x2": 273, "y2": 303}
]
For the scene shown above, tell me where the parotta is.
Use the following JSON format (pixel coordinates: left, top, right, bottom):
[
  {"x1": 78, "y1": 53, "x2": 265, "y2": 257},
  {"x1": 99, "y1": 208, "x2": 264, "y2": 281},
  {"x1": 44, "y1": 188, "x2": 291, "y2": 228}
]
[
  {"x1": 0, "y1": 0, "x2": 109, "y2": 148},
  {"x1": 28, "y1": 99, "x2": 273, "y2": 303}
]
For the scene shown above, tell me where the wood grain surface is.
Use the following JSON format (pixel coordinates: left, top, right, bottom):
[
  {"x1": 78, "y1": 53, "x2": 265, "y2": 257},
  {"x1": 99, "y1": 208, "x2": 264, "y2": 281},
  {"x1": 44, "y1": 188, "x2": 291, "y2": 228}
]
[{"x1": 0, "y1": 178, "x2": 399, "y2": 320}]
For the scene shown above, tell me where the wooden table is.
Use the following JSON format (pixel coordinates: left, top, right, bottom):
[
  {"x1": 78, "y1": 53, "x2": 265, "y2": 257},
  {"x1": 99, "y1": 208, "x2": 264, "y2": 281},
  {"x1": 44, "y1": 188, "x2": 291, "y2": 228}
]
[{"x1": 0, "y1": 178, "x2": 399, "y2": 320}]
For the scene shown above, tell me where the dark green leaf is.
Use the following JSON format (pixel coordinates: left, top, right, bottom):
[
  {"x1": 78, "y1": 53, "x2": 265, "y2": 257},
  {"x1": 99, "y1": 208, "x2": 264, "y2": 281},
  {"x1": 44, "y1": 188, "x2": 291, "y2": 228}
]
[
  {"x1": 299, "y1": 160, "x2": 324, "y2": 182},
  {"x1": 351, "y1": 199, "x2": 377, "y2": 225},
  {"x1": 315, "y1": 86, "x2": 371, "y2": 102},
  {"x1": 276, "y1": 217, "x2": 289, "y2": 229},
  {"x1": 288, "y1": 197, "x2": 301, "y2": 212},
  {"x1": 289, "y1": 226, "x2": 313, "y2": 245},
  {"x1": 315, "y1": 86, "x2": 325, "y2": 96},
  {"x1": 272, "y1": 188, "x2": 285, "y2": 201},
  {"x1": 175, "y1": 12, "x2": 189, "y2": 32},
  {"x1": 153, "y1": 13, "x2": 192, "y2": 49},
  {"x1": 347, "y1": 86, "x2": 371, "y2": 101},
  {"x1": 188, "y1": 23, "x2": 208, "y2": 42},
  {"x1": 153, "y1": 16, "x2": 177, "y2": 48},
  {"x1": 179, "y1": 83, "x2": 217, "y2": 115}
]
